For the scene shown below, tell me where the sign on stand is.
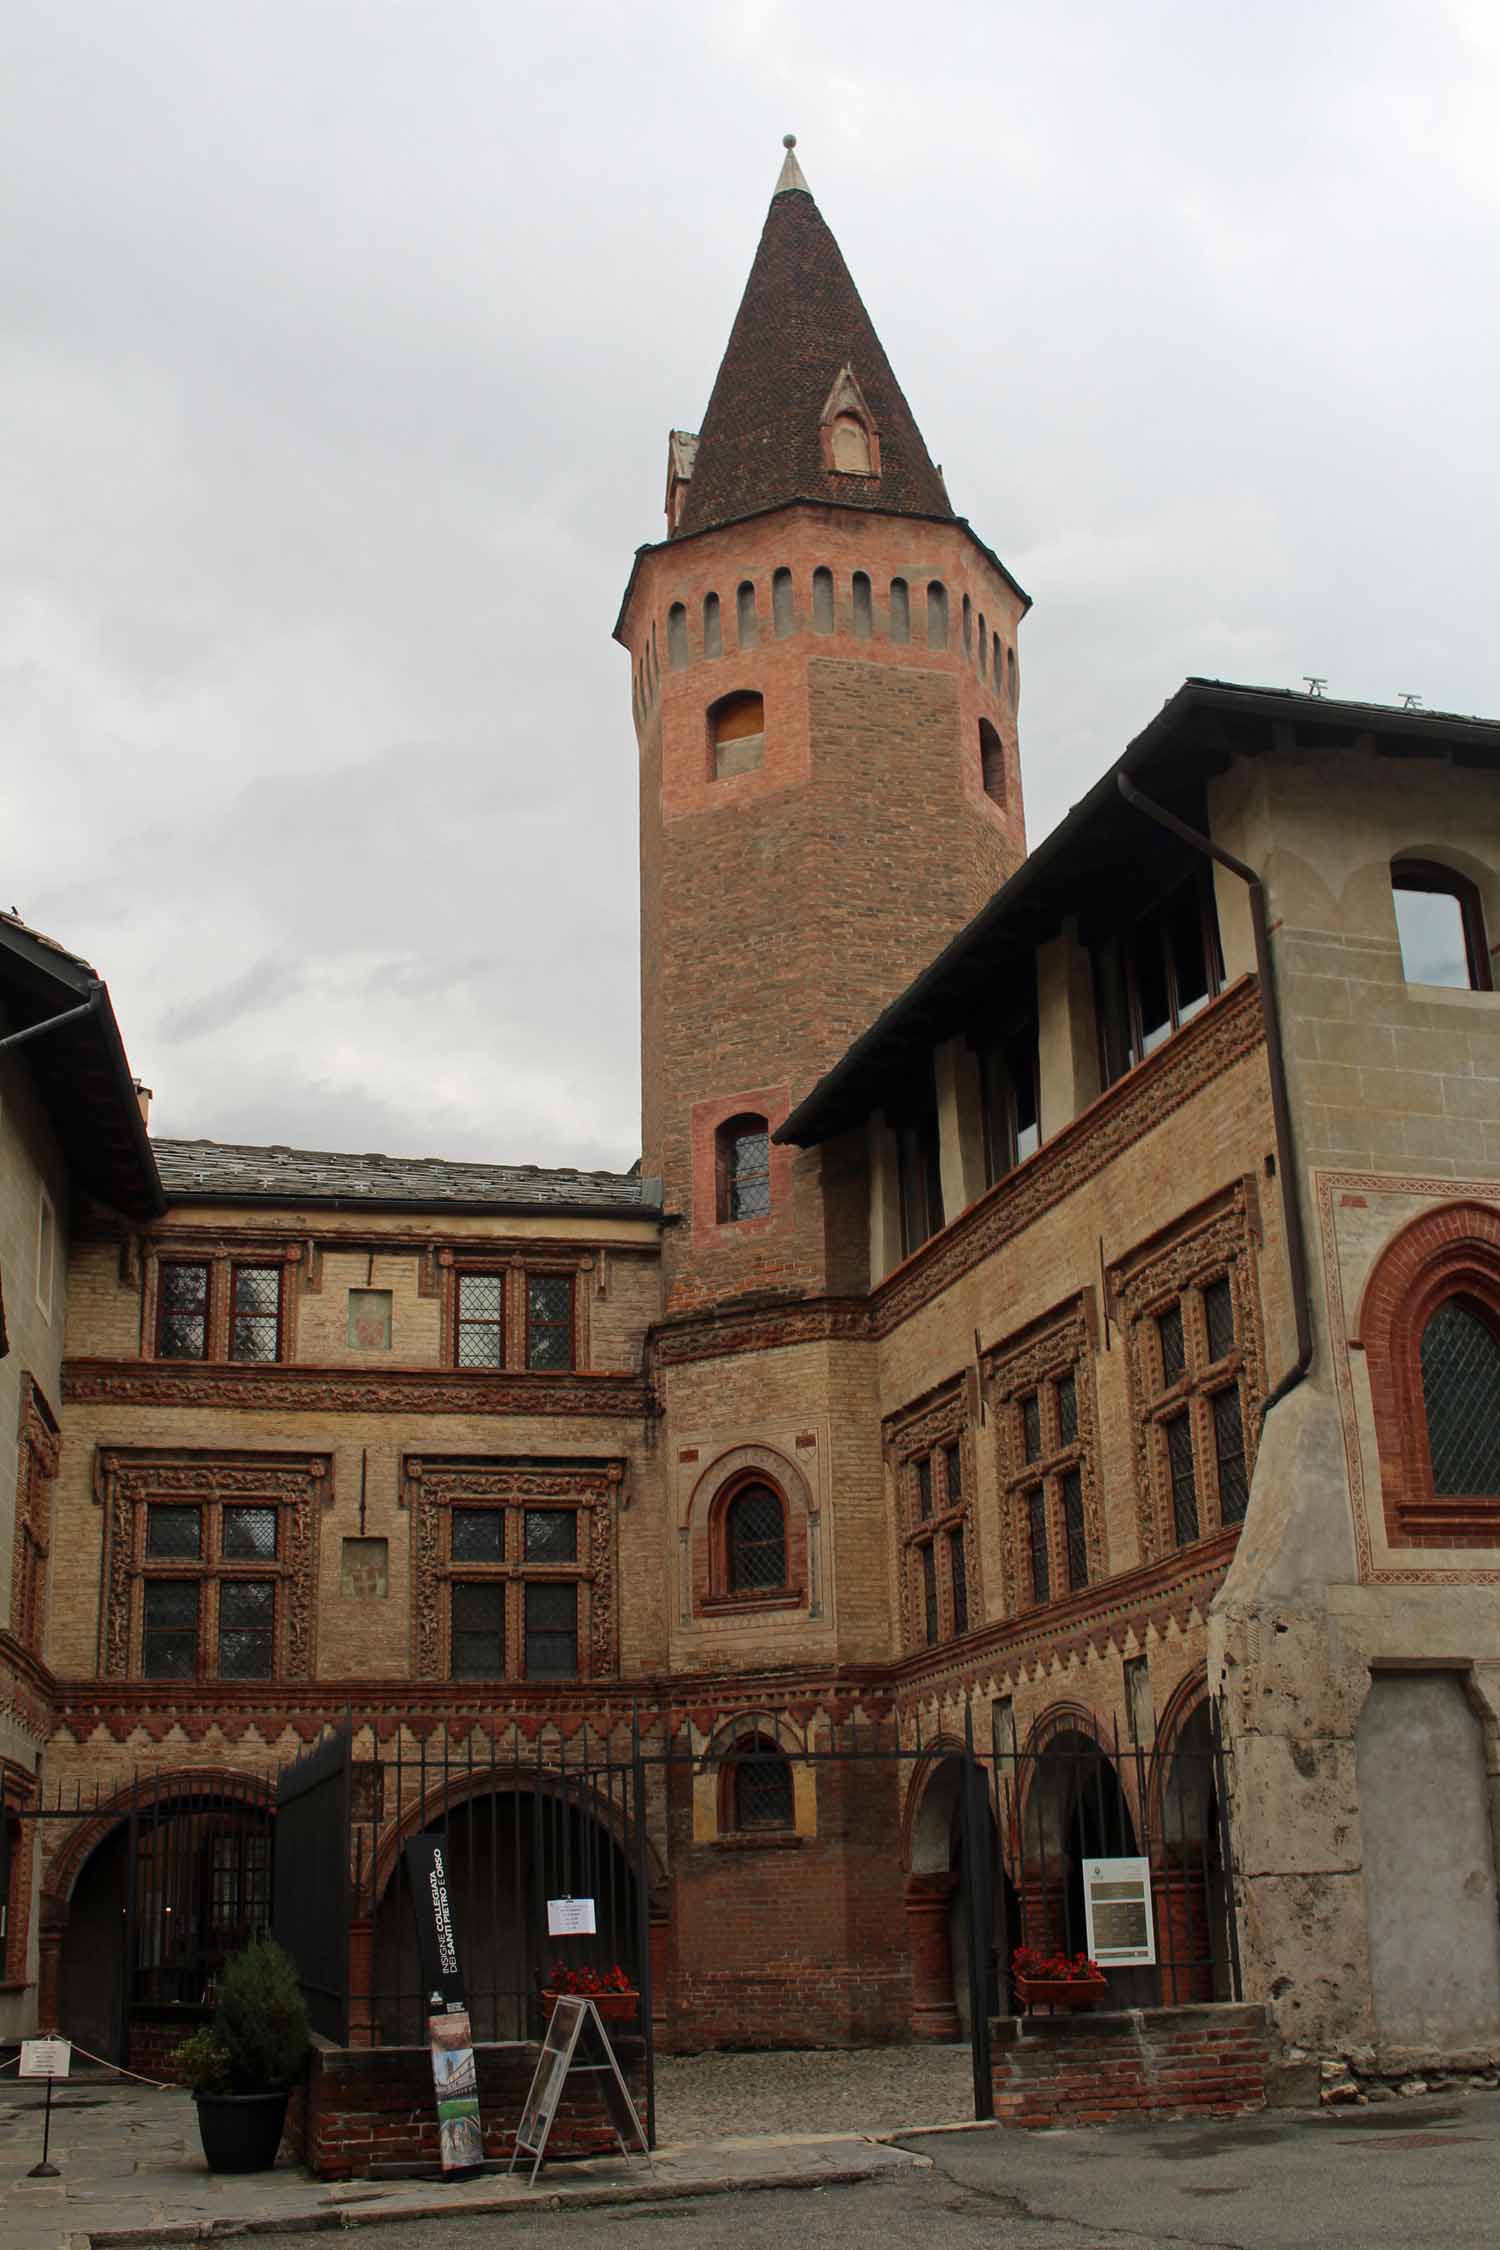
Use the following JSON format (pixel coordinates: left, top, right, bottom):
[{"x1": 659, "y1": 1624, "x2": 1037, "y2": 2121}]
[
  {"x1": 510, "y1": 1996, "x2": 650, "y2": 2188},
  {"x1": 20, "y1": 2037, "x2": 71, "y2": 2178},
  {"x1": 403, "y1": 1836, "x2": 484, "y2": 2172},
  {"x1": 1082, "y1": 1856, "x2": 1156, "y2": 1965}
]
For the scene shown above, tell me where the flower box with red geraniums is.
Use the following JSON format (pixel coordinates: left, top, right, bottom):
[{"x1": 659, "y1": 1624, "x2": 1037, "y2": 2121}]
[
  {"x1": 1011, "y1": 1946, "x2": 1109, "y2": 2014},
  {"x1": 541, "y1": 1961, "x2": 639, "y2": 2024}
]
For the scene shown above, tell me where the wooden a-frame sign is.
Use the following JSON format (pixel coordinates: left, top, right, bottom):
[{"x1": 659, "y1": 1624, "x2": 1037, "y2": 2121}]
[{"x1": 509, "y1": 1996, "x2": 652, "y2": 2187}]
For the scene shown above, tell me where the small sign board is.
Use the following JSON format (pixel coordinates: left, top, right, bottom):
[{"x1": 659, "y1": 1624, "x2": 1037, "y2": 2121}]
[
  {"x1": 546, "y1": 1896, "x2": 597, "y2": 1936},
  {"x1": 19, "y1": 2039, "x2": 71, "y2": 2080},
  {"x1": 1082, "y1": 1856, "x2": 1156, "y2": 1965},
  {"x1": 510, "y1": 1996, "x2": 649, "y2": 2188}
]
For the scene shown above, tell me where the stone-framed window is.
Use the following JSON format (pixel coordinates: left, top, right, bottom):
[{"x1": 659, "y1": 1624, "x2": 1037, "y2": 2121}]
[
  {"x1": 1391, "y1": 858, "x2": 1493, "y2": 992},
  {"x1": 444, "y1": 1257, "x2": 587, "y2": 1372},
  {"x1": 716, "y1": 1115, "x2": 771, "y2": 1223},
  {"x1": 96, "y1": 1449, "x2": 326, "y2": 1680},
  {"x1": 724, "y1": 1733, "x2": 795, "y2": 1833},
  {"x1": 887, "y1": 1385, "x2": 978, "y2": 1651},
  {"x1": 986, "y1": 1296, "x2": 1103, "y2": 1611},
  {"x1": 147, "y1": 1245, "x2": 297, "y2": 1364},
  {"x1": 1108, "y1": 1183, "x2": 1265, "y2": 1561},
  {"x1": 405, "y1": 1456, "x2": 622, "y2": 1682},
  {"x1": 687, "y1": 1444, "x2": 813, "y2": 1622},
  {"x1": 10, "y1": 1374, "x2": 60, "y2": 1657}
]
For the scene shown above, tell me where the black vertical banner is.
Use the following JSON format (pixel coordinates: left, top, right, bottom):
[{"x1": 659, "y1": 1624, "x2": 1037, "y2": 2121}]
[{"x1": 404, "y1": 1836, "x2": 482, "y2": 2170}]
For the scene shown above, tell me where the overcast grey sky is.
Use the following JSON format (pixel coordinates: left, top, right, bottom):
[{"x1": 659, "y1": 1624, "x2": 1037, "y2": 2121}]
[{"x1": 4, "y1": 1, "x2": 1496, "y2": 1171}]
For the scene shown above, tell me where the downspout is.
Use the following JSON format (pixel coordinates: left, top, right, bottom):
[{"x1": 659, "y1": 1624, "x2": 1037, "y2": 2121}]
[
  {"x1": 1116, "y1": 773, "x2": 1313, "y2": 1418},
  {"x1": 0, "y1": 982, "x2": 103, "y2": 1054}
]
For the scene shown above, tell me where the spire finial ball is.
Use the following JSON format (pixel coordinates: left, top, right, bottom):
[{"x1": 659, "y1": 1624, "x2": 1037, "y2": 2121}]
[{"x1": 783, "y1": 133, "x2": 797, "y2": 149}]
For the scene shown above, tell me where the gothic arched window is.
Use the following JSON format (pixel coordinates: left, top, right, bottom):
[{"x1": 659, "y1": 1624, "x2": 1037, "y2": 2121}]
[
  {"x1": 1421, "y1": 1296, "x2": 1500, "y2": 1495},
  {"x1": 726, "y1": 1483, "x2": 787, "y2": 1592},
  {"x1": 728, "y1": 1734, "x2": 795, "y2": 1831},
  {"x1": 715, "y1": 1112, "x2": 770, "y2": 1218}
]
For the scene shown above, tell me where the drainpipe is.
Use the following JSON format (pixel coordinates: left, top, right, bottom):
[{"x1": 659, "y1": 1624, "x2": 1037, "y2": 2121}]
[
  {"x1": 0, "y1": 983, "x2": 103, "y2": 1054},
  {"x1": 1116, "y1": 773, "x2": 1313, "y2": 1418}
]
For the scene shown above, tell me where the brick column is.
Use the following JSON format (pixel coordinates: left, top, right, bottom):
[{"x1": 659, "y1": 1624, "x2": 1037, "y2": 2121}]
[
  {"x1": 904, "y1": 1872, "x2": 960, "y2": 2040},
  {"x1": 346, "y1": 1914, "x2": 376, "y2": 2047}
]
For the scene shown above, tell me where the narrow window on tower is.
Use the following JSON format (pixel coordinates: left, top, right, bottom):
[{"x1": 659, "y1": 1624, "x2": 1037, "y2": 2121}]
[
  {"x1": 852, "y1": 571, "x2": 873, "y2": 639},
  {"x1": 709, "y1": 691, "x2": 765, "y2": 780},
  {"x1": 812, "y1": 567, "x2": 835, "y2": 634},
  {"x1": 736, "y1": 580, "x2": 759, "y2": 650},
  {"x1": 992, "y1": 630, "x2": 1002, "y2": 680},
  {"x1": 772, "y1": 567, "x2": 795, "y2": 638},
  {"x1": 977, "y1": 613, "x2": 988, "y2": 676},
  {"x1": 979, "y1": 719, "x2": 1005, "y2": 807},
  {"x1": 702, "y1": 590, "x2": 722, "y2": 659},
  {"x1": 667, "y1": 602, "x2": 690, "y2": 669},
  {"x1": 716, "y1": 1114, "x2": 771, "y2": 1222},
  {"x1": 962, "y1": 593, "x2": 973, "y2": 654},
  {"x1": 889, "y1": 577, "x2": 910, "y2": 644},
  {"x1": 926, "y1": 581, "x2": 948, "y2": 650},
  {"x1": 829, "y1": 413, "x2": 872, "y2": 473}
]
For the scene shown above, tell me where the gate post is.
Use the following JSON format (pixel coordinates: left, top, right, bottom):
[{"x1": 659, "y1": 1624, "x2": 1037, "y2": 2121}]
[{"x1": 962, "y1": 1707, "x2": 994, "y2": 2120}]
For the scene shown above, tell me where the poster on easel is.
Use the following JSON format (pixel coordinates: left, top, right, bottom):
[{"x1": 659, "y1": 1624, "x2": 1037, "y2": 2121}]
[
  {"x1": 510, "y1": 1995, "x2": 651, "y2": 2188},
  {"x1": 404, "y1": 1835, "x2": 484, "y2": 2172}
]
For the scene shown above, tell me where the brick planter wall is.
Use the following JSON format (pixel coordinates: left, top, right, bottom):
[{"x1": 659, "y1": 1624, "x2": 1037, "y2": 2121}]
[
  {"x1": 991, "y1": 2003, "x2": 1271, "y2": 2127},
  {"x1": 286, "y1": 2034, "x2": 648, "y2": 2179}
]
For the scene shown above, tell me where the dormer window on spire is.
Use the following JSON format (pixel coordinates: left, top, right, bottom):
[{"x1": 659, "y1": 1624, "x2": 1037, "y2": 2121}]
[{"x1": 819, "y1": 364, "x2": 880, "y2": 481}]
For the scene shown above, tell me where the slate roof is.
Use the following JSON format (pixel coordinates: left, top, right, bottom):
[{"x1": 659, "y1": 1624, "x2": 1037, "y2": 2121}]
[
  {"x1": 674, "y1": 177, "x2": 953, "y2": 538},
  {"x1": 152, "y1": 1139, "x2": 655, "y2": 1218}
]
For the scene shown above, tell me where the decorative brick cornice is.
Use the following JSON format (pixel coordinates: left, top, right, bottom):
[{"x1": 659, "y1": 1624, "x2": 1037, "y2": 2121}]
[
  {"x1": 872, "y1": 977, "x2": 1266, "y2": 1336},
  {"x1": 63, "y1": 1359, "x2": 650, "y2": 1419},
  {"x1": 651, "y1": 1296, "x2": 871, "y2": 1368}
]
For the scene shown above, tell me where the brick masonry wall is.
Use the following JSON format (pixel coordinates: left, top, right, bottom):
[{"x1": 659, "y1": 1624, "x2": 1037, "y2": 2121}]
[
  {"x1": 991, "y1": 2003, "x2": 1271, "y2": 2127},
  {"x1": 286, "y1": 2033, "x2": 648, "y2": 2178}
]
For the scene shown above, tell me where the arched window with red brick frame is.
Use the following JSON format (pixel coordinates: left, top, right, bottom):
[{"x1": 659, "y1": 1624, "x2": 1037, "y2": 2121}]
[
  {"x1": 1358, "y1": 1202, "x2": 1500, "y2": 1546},
  {"x1": 708, "y1": 1473, "x2": 789, "y2": 1598}
]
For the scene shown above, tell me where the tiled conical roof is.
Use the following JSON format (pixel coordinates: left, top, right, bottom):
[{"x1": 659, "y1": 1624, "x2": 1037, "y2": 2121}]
[{"x1": 674, "y1": 151, "x2": 953, "y2": 538}]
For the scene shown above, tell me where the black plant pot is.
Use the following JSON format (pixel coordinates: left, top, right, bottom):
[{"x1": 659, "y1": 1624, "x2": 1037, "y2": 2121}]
[{"x1": 193, "y1": 2088, "x2": 291, "y2": 2174}]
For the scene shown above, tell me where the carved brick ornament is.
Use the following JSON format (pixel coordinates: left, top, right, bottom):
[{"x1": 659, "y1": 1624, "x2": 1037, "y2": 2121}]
[
  {"x1": 1107, "y1": 1182, "x2": 1266, "y2": 1563},
  {"x1": 883, "y1": 1380, "x2": 980, "y2": 1653},
  {"x1": 984, "y1": 1297, "x2": 1104, "y2": 1615},
  {"x1": 404, "y1": 1456, "x2": 623, "y2": 1682},
  {"x1": 10, "y1": 1375, "x2": 61, "y2": 1655},
  {"x1": 96, "y1": 1448, "x2": 328, "y2": 1678}
]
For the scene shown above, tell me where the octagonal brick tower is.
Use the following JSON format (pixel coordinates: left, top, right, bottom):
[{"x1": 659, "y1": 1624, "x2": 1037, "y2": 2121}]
[{"x1": 617, "y1": 142, "x2": 1031, "y2": 1315}]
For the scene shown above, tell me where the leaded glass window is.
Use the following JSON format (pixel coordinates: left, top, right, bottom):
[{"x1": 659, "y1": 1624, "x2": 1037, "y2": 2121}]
[
  {"x1": 1026, "y1": 1488, "x2": 1050, "y2": 1604},
  {"x1": 916, "y1": 1456, "x2": 933, "y2": 1519},
  {"x1": 143, "y1": 1581, "x2": 199, "y2": 1677},
  {"x1": 223, "y1": 1506, "x2": 277, "y2": 1560},
  {"x1": 727, "y1": 1484, "x2": 785, "y2": 1591},
  {"x1": 451, "y1": 1583, "x2": 504, "y2": 1678},
  {"x1": 722, "y1": 1120, "x2": 771, "y2": 1221},
  {"x1": 456, "y1": 1273, "x2": 503, "y2": 1367},
  {"x1": 525, "y1": 1582, "x2": 578, "y2": 1679},
  {"x1": 949, "y1": 1528, "x2": 968, "y2": 1635},
  {"x1": 1057, "y1": 1371, "x2": 1078, "y2": 1446},
  {"x1": 527, "y1": 1273, "x2": 574, "y2": 1370},
  {"x1": 452, "y1": 1509, "x2": 504, "y2": 1563},
  {"x1": 219, "y1": 1581, "x2": 275, "y2": 1679},
  {"x1": 944, "y1": 1444, "x2": 963, "y2": 1505},
  {"x1": 158, "y1": 1263, "x2": 209, "y2": 1359},
  {"x1": 921, "y1": 1541, "x2": 938, "y2": 1643},
  {"x1": 733, "y1": 1742, "x2": 794, "y2": 1831},
  {"x1": 1158, "y1": 1303, "x2": 1186, "y2": 1386},
  {"x1": 147, "y1": 1505, "x2": 201, "y2": 1560},
  {"x1": 525, "y1": 1508, "x2": 577, "y2": 1563},
  {"x1": 230, "y1": 1265, "x2": 280, "y2": 1362},
  {"x1": 1421, "y1": 1297, "x2": 1500, "y2": 1494},
  {"x1": 1213, "y1": 1388, "x2": 1249, "y2": 1523},
  {"x1": 1204, "y1": 1276, "x2": 1236, "y2": 1363},
  {"x1": 1021, "y1": 1393, "x2": 1042, "y2": 1463},
  {"x1": 1063, "y1": 1468, "x2": 1088, "y2": 1591},
  {"x1": 1166, "y1": 1412, "x2": 1199, "y2": 1545}
]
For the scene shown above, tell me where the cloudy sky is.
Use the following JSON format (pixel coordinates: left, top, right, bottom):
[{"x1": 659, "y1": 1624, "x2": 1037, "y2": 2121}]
[{"x1": 4, "y1": 1, "x2": 1496, "y2": 1171}]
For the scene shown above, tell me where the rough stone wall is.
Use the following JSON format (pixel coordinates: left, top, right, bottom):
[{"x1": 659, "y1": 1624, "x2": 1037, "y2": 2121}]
[{"x1": 1206, "y1": 748, "x2": 1500, "y2": 2065}]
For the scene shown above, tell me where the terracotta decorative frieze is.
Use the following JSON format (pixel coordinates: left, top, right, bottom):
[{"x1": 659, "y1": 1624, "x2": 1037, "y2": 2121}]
[
  {"x1": 1106, "y1": 1182, "x2": 1267, "y2": 1563},
  {"x1": 95, "y1": 1448, "x2": 328, "y2": 1678},
  {"x1": 63, "y1": 1359, "x2": 648, "y2": 1418},
  {"x1": 10, "y1": 1375, "x2": 61, "y2": 1655},
  {"x1": 404, "y1": 1455, "x2": 624, "y2": 1681},
  {"x1": 872, "y1": 977, "x2": 1266, "y2": 1337},
  {"x1": 882, "y1": 1380, "x2": 980, "y2": 1653},
  {"x1": 651, "y1": 1297, "x2": 871, "y2": 1369}
]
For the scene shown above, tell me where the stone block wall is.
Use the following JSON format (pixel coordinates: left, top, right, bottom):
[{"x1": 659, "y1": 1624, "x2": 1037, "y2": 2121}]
[{"x1": 991, "y1": 2003, "x2": 1271, "y2": 2127}]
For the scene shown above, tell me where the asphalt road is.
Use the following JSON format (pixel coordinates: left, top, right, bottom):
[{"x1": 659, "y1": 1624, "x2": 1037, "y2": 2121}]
[{"x1": 229, "y1": 2090, "x2": 1500, "y2": 2250}]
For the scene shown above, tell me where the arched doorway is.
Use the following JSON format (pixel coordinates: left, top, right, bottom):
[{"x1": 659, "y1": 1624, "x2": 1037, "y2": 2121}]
[
  {"x1": 1154, "y1": 1702, "x2": 1232, "y2": 2003},
  {"x1": 904, "y1": 1755, "x2": 1004, "y2": 2042},
  {"x1": 372, "y1": 1786, "x2": 640, "y2": 2047},
  {"x1": 57, "y1": 1784, "x2": 274, "y2": 2067},
  {"x1": 1019, "y1": 1726, "x2": 1139, "y2": 1993}
]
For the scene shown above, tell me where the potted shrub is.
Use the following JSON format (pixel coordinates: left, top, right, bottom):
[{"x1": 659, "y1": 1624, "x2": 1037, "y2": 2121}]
[
  {"x1": 1011, "y1": 1945, "x2": 1109, "y2": 2014},
  {"x1": 541, "y1": 1960, "x2": 638, "y2": 2025},
  {"x1": 174, "y1": 1937, "x2": 311, "y2": 2174}
]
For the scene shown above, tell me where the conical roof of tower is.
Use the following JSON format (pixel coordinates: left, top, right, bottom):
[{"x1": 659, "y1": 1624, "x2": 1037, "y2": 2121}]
[{"x1": 674, "y1": 152, "x2": 953, "y2": 538}]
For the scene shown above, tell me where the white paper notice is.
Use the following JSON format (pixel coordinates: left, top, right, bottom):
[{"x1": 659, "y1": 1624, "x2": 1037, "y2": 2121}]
[
  {"x1": 546, "y1": 1897, "x2": 598, "y2": 1936},
  {"x1": 20, "y1": 2038, "x2": 71, "y2": 2080}
]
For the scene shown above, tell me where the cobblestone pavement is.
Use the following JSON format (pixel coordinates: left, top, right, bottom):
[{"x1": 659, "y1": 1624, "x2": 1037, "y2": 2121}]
[{"x1": 654, "y1": 2044, "x2": 976, "y2": 2141}]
